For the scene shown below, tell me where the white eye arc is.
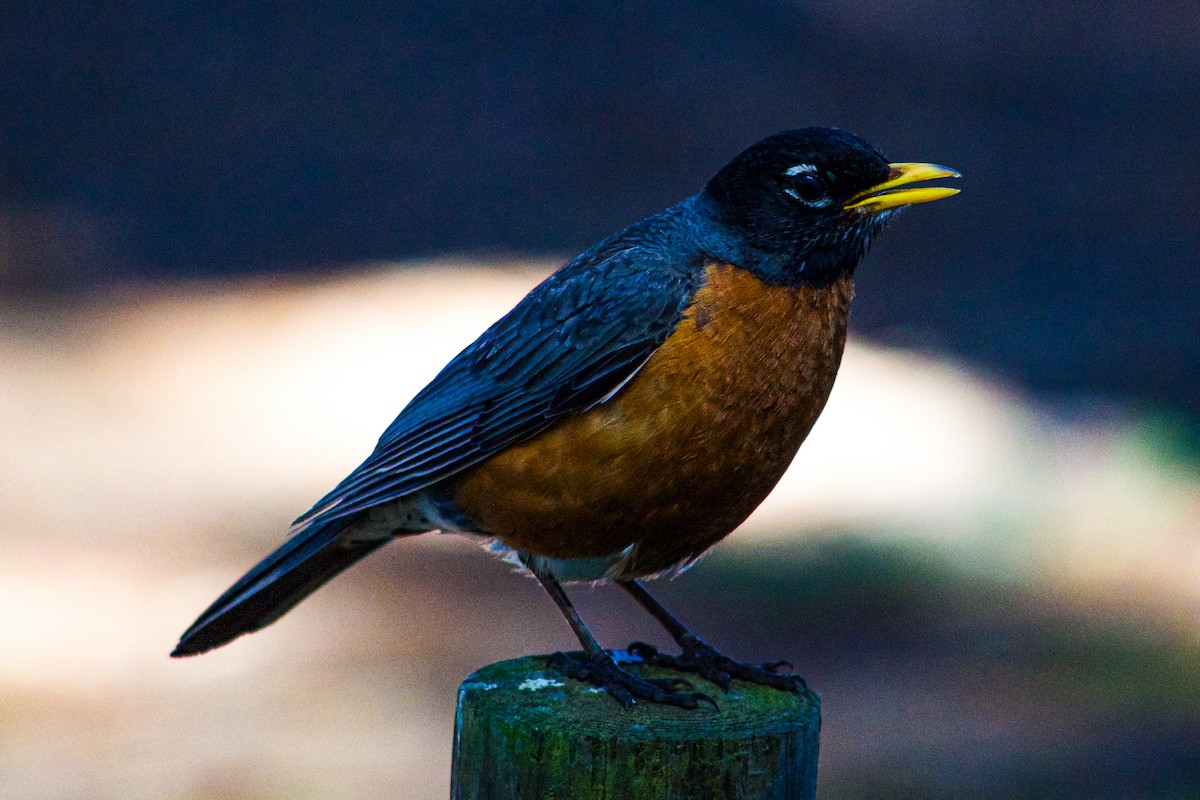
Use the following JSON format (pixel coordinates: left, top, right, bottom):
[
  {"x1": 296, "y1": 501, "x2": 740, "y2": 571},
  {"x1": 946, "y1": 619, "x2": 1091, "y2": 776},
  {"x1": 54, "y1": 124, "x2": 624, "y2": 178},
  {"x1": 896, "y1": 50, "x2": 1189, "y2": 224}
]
[{"x1": 785, "y1": 163, "x2": 818, "y2": 176}]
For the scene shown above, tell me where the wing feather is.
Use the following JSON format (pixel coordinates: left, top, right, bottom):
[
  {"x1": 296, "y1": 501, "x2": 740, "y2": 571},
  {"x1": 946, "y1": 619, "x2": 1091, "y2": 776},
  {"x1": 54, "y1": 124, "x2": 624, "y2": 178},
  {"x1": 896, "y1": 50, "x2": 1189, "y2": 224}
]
[{"x1": 294, "y1": 234, "x2": 704, "y2": 528}]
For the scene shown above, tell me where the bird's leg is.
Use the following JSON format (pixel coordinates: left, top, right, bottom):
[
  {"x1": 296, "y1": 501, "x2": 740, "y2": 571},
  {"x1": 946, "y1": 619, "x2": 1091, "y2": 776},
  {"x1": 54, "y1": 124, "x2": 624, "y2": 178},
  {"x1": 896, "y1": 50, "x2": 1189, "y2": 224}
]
[
  {"x1": 519, "y1": 554, "x2": 715, "y2": 709},
  {"x1": 619, "y1": 579, "x2": 804, "y2": 693}
]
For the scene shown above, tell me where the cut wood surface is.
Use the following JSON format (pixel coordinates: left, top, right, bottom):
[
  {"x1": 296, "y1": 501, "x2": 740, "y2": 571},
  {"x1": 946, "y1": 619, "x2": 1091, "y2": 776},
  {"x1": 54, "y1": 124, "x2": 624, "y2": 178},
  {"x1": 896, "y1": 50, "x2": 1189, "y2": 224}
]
[{"x1": 452, "y1": 654, "x2": 820, "y2": 800}]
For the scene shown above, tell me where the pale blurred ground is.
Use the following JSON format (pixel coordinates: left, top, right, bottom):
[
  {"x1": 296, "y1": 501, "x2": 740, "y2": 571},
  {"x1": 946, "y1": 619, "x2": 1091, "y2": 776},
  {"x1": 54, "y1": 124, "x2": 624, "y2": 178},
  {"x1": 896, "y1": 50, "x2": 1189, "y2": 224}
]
[{"x1": 1, "y1": 261, "x2": 1198, "y2": 798}]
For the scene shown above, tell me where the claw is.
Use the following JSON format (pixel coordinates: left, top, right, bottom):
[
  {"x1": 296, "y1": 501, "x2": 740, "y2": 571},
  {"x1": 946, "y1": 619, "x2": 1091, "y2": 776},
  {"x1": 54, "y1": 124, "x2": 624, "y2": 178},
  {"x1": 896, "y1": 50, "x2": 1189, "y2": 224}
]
[
  {"x1": 546, "y1": 651, "x2": 717, "y2": 709},
  {"x1": 623, "y1": 639, "x2": 806, "y2": 693}
]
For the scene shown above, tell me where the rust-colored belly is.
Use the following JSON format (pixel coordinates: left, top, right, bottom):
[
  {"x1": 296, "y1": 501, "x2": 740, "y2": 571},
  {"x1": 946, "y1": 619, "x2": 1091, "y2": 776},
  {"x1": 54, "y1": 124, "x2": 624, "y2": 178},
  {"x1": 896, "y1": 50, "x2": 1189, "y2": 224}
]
[{"x1": 452, "y1": 264, "x2": 854, "y2": 577}]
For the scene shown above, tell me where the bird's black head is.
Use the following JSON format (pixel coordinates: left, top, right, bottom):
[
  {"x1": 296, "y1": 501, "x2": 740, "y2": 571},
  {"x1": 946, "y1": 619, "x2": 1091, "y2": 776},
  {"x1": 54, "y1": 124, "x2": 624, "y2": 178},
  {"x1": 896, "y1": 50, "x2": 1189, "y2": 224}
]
[{"x1": 702, "y1": 127, "x2": 959, "y2": 286}]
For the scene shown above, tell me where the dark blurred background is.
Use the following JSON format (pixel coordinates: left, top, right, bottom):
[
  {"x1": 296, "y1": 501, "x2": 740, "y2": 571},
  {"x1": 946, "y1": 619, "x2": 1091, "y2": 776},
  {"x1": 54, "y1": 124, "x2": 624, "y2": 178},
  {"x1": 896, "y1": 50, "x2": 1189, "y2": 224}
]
[
  {"x1": 3, "y1": 1, "x2": 1197, "y2": 410},
  {"x1": 2, "y1": 3, "x2": 1198, "y2": 799}
]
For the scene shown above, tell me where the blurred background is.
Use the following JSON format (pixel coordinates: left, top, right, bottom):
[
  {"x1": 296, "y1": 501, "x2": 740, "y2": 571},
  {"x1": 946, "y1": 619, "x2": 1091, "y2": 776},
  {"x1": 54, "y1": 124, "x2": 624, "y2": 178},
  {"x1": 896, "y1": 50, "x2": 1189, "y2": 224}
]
[{"x1": 2, "y1": 2, "x2": 1198, "y2": 798}]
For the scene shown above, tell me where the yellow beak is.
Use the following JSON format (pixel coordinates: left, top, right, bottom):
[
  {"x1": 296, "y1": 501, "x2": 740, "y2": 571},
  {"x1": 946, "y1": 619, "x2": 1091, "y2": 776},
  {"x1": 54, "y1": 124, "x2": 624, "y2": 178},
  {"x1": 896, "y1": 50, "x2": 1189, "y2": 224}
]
[{"x1": 844, "y1": 162, "x2": 961, "y2": 212}]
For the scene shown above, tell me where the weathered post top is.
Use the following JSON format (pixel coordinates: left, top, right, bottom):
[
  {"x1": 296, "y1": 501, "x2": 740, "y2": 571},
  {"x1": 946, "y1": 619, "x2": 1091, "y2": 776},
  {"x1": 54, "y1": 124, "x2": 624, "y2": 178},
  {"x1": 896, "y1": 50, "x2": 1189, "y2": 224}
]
[{"x1": 451, "y1": 654, "x2": 820, "y2": 800}]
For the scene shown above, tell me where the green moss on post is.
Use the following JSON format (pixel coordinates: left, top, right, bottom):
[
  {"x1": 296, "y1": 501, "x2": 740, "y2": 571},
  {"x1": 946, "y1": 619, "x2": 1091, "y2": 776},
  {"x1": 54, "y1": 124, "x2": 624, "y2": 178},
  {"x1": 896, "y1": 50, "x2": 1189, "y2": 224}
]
[{"x1": 451, "y1": 654, "x2": 820, "y2": 799}]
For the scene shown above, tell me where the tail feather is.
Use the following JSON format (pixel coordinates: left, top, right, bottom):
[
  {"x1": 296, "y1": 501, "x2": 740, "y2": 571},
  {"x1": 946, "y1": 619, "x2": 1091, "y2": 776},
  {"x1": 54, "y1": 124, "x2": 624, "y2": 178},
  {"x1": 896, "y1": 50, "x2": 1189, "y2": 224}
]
[{"x1": 172, "y1": 517, "x2": 393, "y2": 657}]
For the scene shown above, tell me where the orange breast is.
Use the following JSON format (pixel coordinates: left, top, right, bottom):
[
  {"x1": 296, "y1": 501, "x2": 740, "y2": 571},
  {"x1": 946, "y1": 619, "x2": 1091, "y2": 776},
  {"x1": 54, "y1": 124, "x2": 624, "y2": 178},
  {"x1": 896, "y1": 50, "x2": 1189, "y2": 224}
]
[{"x1": 452, "y1": 263, "x2": 855, "y2": 577}]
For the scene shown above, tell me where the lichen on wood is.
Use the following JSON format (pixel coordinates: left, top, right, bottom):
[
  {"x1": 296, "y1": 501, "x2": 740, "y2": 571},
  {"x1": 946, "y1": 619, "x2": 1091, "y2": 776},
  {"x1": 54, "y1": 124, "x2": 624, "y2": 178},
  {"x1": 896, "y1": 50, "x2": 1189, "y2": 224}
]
[{"x1": 451, "y1": 654, "x2": 820, "y2": 800}]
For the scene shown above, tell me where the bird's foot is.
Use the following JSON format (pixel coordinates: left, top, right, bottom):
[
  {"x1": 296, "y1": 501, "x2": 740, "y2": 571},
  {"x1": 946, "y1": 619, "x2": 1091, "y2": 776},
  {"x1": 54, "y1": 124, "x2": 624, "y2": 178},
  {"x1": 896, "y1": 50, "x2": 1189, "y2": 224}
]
[
  {"x1": 627, "y1": 635, "x2": 805, "y2": 693},
  {"x1": 547, "y1": 650, "x2": 717, "y2": 709}
]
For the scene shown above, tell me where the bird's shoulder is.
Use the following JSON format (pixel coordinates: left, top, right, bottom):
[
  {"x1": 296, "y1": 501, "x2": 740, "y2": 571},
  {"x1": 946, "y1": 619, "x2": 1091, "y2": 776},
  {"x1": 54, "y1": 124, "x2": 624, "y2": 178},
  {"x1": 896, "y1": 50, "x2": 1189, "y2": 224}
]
[{"x1": 398, "y1": 198, "x2": 724, "y2": 418}]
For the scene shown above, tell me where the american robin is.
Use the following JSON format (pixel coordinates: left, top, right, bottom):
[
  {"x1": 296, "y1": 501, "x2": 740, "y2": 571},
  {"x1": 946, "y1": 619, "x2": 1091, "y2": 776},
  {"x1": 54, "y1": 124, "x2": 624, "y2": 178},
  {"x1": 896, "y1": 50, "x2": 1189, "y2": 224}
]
[{"x1": 173, "y1": 128, "x2": 959, "y2": 708}]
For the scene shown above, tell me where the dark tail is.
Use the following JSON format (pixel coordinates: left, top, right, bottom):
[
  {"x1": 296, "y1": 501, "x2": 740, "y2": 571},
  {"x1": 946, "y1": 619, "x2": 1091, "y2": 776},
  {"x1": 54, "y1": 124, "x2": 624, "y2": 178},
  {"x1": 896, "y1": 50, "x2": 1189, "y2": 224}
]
[{"x1": 172, "y1": 517, "x2": 394, "y2": 657}]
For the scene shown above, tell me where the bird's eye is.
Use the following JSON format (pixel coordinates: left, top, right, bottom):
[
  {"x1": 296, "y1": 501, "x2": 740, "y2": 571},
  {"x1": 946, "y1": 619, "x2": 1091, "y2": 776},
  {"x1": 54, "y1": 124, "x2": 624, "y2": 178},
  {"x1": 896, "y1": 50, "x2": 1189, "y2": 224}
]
[{"x1": 790, "y1": 173, "x2": 827, "y2": 204}]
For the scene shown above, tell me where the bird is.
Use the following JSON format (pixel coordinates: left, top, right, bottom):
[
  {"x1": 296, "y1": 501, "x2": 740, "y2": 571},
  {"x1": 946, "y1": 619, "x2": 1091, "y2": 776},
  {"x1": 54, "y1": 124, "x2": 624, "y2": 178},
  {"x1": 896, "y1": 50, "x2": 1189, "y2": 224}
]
[{"x1": 172, "y1": 127, "x2": 959, "y2": 708}]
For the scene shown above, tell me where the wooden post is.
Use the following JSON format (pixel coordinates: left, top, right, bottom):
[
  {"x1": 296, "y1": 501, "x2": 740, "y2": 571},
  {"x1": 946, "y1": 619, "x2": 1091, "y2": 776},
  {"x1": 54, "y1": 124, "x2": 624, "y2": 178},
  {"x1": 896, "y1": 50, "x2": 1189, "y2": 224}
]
[{"x1": 451, "y1": 654, "x2": 820, "y2": 799}]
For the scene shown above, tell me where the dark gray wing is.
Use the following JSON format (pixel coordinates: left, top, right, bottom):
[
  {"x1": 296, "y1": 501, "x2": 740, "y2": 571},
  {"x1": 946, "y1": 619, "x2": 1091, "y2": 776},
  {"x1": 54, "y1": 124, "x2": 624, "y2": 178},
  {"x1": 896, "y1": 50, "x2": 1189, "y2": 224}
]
[{"x1": 293, "y1": 241, "x2": 704, "y2": 527}]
